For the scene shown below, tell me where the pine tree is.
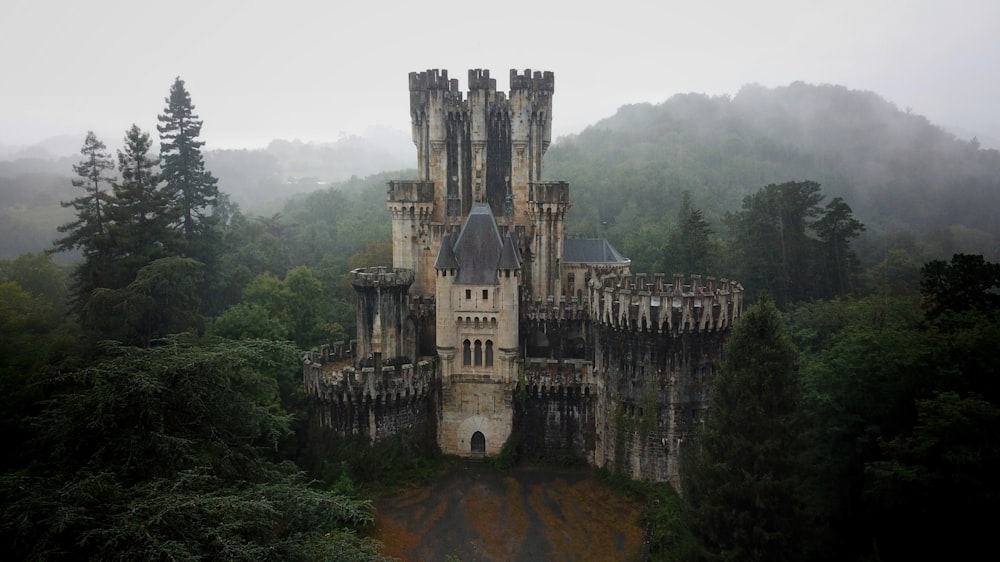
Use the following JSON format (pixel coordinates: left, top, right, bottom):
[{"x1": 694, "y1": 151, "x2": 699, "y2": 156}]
[
  {"x1": 157, "y1": 77, "x2": 219, "y2": 258},
  {"x1": 665, "y1": 191, "x2": 715, "y2": 275},
  {"x1": 682, "y1": 293, "x2": 809, "y2": 561},
  {"x1": 52, "y1": 131, "x2": 116, "y2": 307},
  {"x1": 813, "y1": 197, "x2": 865, "y2": 297},
  {"x1": 109, "y1": 124, "x2": 174, "y2": 288}
]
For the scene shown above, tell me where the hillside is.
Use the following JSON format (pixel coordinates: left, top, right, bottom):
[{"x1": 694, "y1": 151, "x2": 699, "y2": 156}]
[
  {"x1": 0, "y1": 133, "x2": 411, "y2": 260},
  {"x1": 545, "y1": 82, "x2": 1000, "y2": 269}
]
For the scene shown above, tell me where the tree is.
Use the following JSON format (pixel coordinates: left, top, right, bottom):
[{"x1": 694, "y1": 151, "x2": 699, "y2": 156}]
[
  {"x1": 0, "y1": 336, "x2": 389, "y2": 561},
  {"x1": 158, "y1": 77, "x2": 219, "y2": 259},
  {"x1": 84, "y1": 257, "x2": 204, "y2": 347},
  {"x1": 52, "y1": 131, "x2": 116, "y2": 307},
  {"x1": 920, "y1": 253, "x2": 1000, "y2": 321},
  {"x1": 665, "y1": 191, "x2": 715, "y2": 275},
  {"x1": 813, "y1": 197, "x2": 865, "y2": 296},
  {"x1": 683, "y1": 294, "x2": 809, "y2": 561},
  {"x1": 109, "y1": 124, "x2": 174, "y2": 288}
]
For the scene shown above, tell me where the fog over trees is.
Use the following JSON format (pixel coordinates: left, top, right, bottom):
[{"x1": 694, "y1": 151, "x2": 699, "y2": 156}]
[{"x1": 1, "y1": 78, "x2": 998, "y2": 560}]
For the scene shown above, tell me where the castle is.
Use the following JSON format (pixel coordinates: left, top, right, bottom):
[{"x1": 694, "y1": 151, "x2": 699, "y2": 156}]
[{"x1": 303, "y1": 69, "x2": 743, "y2": 485}]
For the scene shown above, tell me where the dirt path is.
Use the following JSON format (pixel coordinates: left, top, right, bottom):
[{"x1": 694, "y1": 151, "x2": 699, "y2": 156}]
[{"x1": 374, "y1": 463, "x2": 645, "y2": 561}]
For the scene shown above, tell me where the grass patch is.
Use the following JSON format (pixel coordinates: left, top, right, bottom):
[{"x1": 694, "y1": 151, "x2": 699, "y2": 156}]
[{"x1": 594, "y1": 467, "x2": 701, "y2": 561}]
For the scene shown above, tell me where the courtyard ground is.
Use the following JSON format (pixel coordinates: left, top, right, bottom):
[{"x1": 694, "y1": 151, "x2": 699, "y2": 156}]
[{"x1": 374, "y1": 463, "x2": 646, "y2": 561}]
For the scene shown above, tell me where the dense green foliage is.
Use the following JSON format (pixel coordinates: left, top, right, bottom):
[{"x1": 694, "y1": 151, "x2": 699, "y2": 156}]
[
  {"x1": 0, "y1": 79, "x2": 400, "y2": 560},
  {"x1": 0, "y1": 337, "x2": 388, "y2": 561},
  {"x1": 682, "y1": 295, "x2": 808, "y2": 561},
  {"x1": 673, "y1": 256, "x2": 1000, "y2": 561},
  {"x1": 595, "y1": 467, "x2": 699, "y2": 561},
  {"x1": 546, "y1": 83, "x2": 999, "y2": 278}
]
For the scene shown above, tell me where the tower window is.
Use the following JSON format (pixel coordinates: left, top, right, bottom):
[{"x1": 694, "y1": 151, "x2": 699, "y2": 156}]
[
  {"x1": 463, "y1": 340, "x2": 471, "y2": 366},
  {"x1": 474, "y1": 340, "x2": 483, "y2": 366},
  {"x1": 465, "y1": 289, "x2": 471, "y2": 300},
  {"x1": 485, "y1": 340, "x2": 494, "y2": 367},
  {"x1": 482, "y1": 289, "x2": 489, "y2": 300}
]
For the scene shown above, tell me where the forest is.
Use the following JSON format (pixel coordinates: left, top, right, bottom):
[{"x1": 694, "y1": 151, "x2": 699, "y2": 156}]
[{"x1": 1, "y1": 77, "x2": 998, "y2": 560}]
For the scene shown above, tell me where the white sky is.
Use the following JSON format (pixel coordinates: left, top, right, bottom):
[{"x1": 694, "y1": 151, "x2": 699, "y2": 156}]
[{"x1": 1, "y1": 0, "x2": 998, "y2": 149}]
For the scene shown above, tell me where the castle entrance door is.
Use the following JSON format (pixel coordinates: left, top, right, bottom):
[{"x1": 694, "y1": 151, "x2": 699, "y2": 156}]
[{"x1": 471, "y1": 431, "x2": 486, "y2": 457}]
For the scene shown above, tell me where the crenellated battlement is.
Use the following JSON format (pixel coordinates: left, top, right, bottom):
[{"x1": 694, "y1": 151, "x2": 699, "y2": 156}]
[
  {"x1": 388, "y1": 180, "x2": 436, "y2": 203},
  {"x1": 522, "y1": 358, "x2": 596, "y2": 388},
  {"x1": 303, "y1": 356, "x2": 436, "y2": 404},
  {"x1": 523, "y1": 296, "x2": 590, "y2": 322},
  {"x1": 409, "y1": 69, "x2": 458, "y2": 92},
  {"x1": 350, "y1": 266, "x2": 415, "y2": 289},
  {"x1": 527, "y1": 181, "x2": 570, "y2": 204},
  {"x1": 590, "y1": 273, "x2": 743, "y2": 334},
  {"x1": 468, "y1": 68, "x2": 497, "y2": 91},
  {"x1": 510, "y1": 69, "x2": 555, "y2": 92}
]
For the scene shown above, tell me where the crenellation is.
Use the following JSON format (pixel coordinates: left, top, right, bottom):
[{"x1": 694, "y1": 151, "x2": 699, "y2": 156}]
[{"x1": 467, "y1": 68, "x2": 496, "y2": 91}]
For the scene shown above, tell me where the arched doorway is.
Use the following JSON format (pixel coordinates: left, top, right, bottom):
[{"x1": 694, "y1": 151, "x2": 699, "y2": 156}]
[{"x1": 470, "y1": 431, "x2": 486, "y2": 456}]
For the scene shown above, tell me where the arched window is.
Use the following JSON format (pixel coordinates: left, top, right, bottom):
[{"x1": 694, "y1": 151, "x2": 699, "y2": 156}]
[
  {"x1": 474, "y1": 340, "x2": 483, "y2": 366},
  {"x1": 463, "y1": 339, "x2": 471, "y2": 365},
  {"x1": 485, "y1": 340, "x2": 494, "y2": 367}
]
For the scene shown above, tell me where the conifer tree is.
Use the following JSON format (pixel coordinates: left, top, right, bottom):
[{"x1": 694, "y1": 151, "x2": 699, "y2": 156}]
[
  {"x1": 109, "y1": 124, "x2": 174, "y2": 288},
  {"x1": 682, "y1": 293, "x2": 809, "y2": 561},
  {"x1": 157, "y1": 77, "x2": 219, "y2": 259},
  {"x1": 813, "y1": 197, "x2": 865, "y2": 297},
  {"x1": 665, "y1": 191, "x2": 715, "y2": 275},
  {"x1": 53, "y1": 131, "x2": 116, "y2": 307}
]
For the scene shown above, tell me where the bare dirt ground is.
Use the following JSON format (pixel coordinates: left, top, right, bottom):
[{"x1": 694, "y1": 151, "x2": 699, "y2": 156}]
[{"x1": 374, "y1": 463, "x2": 645, "y2": 561}]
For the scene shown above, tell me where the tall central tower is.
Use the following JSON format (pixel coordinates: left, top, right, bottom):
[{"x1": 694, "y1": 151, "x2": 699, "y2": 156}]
[{"x1": 389, "y1": 69, "x2": 568, "y2": 301}]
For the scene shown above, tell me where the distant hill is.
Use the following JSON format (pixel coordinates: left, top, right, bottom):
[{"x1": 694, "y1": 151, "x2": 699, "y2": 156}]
[
  {"x1": 0, "y1": 130, "x2": 413, "y2": 259},
  {"x1": 545, "y1": 82, "x2": 1000, "y2": 265},
  {"x1": 206, "y1": 129, "x2": 413, "y2": 211},
  {"x1": 3, "y1": 83, "x2": 998, "y2": 266}
]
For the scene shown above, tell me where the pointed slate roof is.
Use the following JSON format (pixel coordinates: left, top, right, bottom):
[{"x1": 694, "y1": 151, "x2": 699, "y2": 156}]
[
  {"x1": 434, "y1": 232, "x2": 459, "y2": 269},
  {"x1": 498, "y1": 233, "x2": 522, "y2": 271},
  {"x1": 434, "y1": 203, "x2": 523, "y2": 284},
  {"x1": 453, "y1": 203, "x2": 503, "y2": 285},
  {"x1": 563, "y1": 237, "x2": 630, "y2": 265}
]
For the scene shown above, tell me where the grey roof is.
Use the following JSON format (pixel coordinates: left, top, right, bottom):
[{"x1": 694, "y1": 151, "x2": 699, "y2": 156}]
[
  {"x1": 453, "y1": 203, "x2": 503, "y2": 285},
  {"x1": 498, "y1": 233, "x2": 522, "y2": 271},
  {"x1": 434, "y1": 232, "x2": 459, "y2": 269},
  {"x1": 563, "y1": 237, "x2": 630, "y2": 264}
]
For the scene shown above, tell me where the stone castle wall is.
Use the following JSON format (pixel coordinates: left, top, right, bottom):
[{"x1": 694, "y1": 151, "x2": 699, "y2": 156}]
[{"x1": 303, "y1": 345, "x2": 437, "y2": 441}]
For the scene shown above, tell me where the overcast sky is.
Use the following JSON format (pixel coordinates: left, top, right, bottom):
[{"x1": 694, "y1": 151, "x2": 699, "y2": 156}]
[{"x1": 1, "y1": 0, "x2": 998, "y2": 150}]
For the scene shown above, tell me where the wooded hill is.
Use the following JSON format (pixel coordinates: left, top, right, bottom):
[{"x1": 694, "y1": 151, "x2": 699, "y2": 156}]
[{"x1": 544, "y1": 82, "x2": 1000, "y2": 272}]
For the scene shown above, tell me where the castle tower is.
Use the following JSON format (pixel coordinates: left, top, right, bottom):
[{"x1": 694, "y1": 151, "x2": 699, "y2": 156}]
[
  {"x1": 433, "y1": 203, "x2": 521, "y2": 456},
  {"x1": 351, "y1": 267, "x2": 417, "y2": 366},
  {"x1": 400, "y1": 69, "x2": 558, "y2": 300}
]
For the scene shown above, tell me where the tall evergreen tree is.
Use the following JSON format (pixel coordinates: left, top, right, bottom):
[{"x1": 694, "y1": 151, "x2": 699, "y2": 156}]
[
  {"x1": 813, "y1": 197, "x2": 865, "y2": 297},
  {"x1": 665, "y1": 191, "x2": 715, "y2": 275},
  {"x1": 52, "y1": 131, "x2": 116, "y2": 308},
  {"x1": 109, "y1": 125, "x2": 174, "y2": 288},
  {"x1": 682, "y1": 293, "x2": 809, "y2": 561},
  {"x1": 726, "y1": 181, "x2": 825, "y2": 306},
  {"x1": 157, "y1": 77, "x2": 219, "y2": 258}
]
